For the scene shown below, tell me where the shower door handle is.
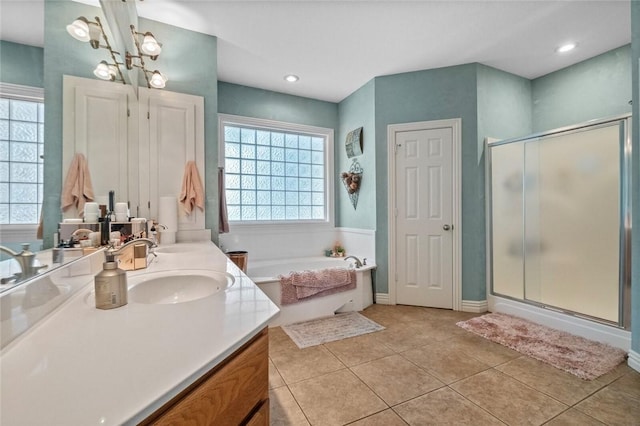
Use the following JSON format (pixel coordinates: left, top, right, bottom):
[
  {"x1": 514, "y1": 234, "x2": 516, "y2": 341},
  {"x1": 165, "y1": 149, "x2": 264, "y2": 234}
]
[{"x1": 443, "y1": 224, "x2": 452, "y2": 231}]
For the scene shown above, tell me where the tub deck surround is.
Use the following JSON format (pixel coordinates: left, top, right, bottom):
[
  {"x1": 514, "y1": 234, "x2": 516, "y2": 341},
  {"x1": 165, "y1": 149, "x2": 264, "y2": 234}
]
[
  {"x1": 0, "y1": 242, "x2": 279, "y2": 425},
  {"x1": 248, "y1": 256, "x2": 375, "y2": 326}
]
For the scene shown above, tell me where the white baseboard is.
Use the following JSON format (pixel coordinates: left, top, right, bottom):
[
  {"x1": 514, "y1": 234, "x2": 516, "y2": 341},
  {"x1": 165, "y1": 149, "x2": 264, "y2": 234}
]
[
  {"x1": 375, "y1": 293, "x2": 391, "y2": 305},
  {"x1": 628, "y1": 349, "x2": 640, "y2": 373},
  {"x1": 462, "y1": 300, "x2": 488, "y2": 313}
]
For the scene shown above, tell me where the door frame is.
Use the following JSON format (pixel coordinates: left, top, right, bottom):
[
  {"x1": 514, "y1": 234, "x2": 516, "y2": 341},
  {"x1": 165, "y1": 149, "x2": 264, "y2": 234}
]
[{"x1": 387, "y1": 118, "x2": 462, "y2": 310}]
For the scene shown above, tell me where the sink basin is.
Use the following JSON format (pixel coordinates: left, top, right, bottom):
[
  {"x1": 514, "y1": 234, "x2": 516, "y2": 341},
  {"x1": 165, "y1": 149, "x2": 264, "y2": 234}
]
[
  {"x1": 154, "y1": 244, "x2": 203, "y2": 255},
  {"x1": 128, "y1": 270, "x2": 234, "y2": 304}
]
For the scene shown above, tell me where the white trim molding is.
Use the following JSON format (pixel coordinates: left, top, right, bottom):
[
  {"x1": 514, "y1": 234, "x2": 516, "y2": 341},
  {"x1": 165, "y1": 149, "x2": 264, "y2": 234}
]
[
  {"x1": 387, "y1": 118, "x2": 462, "y2": 311},
  {"x1": 628, "y1": 350, "x2": 640, "y2": 373},
  {"x1": 0, "y1": 82, "x2": 44, "y2": 101},
  {"x1": 462, "y1": 300, "x2": 488, "y2": 313},
  {"x1": 375, "y1": 293, "x2": 391, "y2": 305}
]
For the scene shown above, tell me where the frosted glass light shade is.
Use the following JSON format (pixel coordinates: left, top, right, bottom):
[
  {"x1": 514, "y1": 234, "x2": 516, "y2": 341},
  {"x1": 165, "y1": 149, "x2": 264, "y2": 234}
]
[
  {"x1": 141, "y1": 33, "x2": 162, "y2": 56},
  {"x1": 66, "y1": 17, "x2": 90, "y2": 42},
  {"x1": 149, "y1": 71, "x2": 167, "y2": 88},
  {"x1": 93, "y1": 61, "x2": 114, "y2": 80}
]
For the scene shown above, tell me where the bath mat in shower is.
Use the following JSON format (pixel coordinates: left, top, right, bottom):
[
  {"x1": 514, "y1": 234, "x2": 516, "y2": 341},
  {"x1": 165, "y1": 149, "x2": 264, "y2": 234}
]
[
  {"x1": 456, "y1": 313, "x2": 627, "y2": 380},
  {"x1": 282, "y1": 312, "x2": 385, "y2": 349}
]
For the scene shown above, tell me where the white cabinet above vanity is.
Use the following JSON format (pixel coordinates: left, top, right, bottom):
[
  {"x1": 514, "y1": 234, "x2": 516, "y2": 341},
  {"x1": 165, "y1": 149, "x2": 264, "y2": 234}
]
[{"x1": 62, "y1": 76, "x2": 205, "y2": 232}]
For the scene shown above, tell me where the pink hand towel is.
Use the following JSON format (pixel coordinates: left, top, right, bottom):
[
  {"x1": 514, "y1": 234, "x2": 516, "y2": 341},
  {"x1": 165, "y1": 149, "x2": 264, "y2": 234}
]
[
  {"x1": 61, "y1": 153, "x2": 94, "y2": 216},
  {"x1": 179, "y1": 161, "x2": 205, "y2": 215}
]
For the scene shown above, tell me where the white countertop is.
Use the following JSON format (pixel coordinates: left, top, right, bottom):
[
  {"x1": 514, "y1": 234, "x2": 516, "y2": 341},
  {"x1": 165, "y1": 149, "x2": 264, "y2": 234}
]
[{"x1": 0, "y1": 241, "x2": 280, "y2": 425}]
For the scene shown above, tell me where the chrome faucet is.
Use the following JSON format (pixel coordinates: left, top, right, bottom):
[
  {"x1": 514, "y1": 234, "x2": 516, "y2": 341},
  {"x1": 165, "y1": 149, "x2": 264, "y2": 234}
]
[
  {"x1": 149, "y1": 222, "x2": 167, "y2": 246},
  {"x1": 106, "y1": 238, "x2": 157, "y2": 258},
  {"x1": 344, "y1": 255, "x2": 365, "y2": 269},
  {"x1": 0, "y1": 243, "x2": 48, "y2": 283}
]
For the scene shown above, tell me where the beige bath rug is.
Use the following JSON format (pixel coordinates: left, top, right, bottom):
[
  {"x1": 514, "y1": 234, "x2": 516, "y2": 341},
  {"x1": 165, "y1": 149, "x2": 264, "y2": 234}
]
[
  {"x1": 282, "y1": 312, "x2": 385, "y2": 349},
  {"x1": 456, "y1": 313, "x2": 627, "y2": 380}
]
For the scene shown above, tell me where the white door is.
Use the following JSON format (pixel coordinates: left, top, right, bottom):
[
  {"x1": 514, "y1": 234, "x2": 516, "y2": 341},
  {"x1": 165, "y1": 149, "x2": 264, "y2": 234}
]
[
  {"x1": 138, "y1": 88, "x2": 205, "y2": 231},
  {"x1": 394, "y1": 127, "x2": 454, "y2": 308},
  {"x1": 62, "y1": 76, "x2": 137, "y2": 218}
]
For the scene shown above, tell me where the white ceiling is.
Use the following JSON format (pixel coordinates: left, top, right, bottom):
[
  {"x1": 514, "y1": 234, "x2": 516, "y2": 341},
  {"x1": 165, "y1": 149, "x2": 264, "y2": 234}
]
[{"x1": 0, "y1": 0, "x2": 632, "y2": 103}]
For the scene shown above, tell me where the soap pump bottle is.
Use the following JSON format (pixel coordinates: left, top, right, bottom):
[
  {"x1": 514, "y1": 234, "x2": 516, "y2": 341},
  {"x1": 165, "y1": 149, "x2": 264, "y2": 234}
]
[{"x1": 94, "y1": 248, "x2": 128, "y2": 310}]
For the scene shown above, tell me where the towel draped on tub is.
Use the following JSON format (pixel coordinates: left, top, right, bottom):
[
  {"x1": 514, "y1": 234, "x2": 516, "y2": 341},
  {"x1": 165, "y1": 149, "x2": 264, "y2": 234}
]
[{"x1": 279, "y1": 268, "x2": 356, "y2": 305}]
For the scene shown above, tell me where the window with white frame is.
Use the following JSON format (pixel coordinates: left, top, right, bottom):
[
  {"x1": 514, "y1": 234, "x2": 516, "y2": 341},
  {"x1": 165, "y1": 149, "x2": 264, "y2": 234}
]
[
  {"x1": 0, "y1": 84, "x2": 44, "y2": 225},
  {"x1": 219, "y1": 115, "x2": 333, "y2": 223}
]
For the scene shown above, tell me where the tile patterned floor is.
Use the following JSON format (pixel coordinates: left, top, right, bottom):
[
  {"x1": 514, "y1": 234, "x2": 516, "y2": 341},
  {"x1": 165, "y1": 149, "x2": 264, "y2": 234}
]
[{"x1": 268, "y1": 304, "x2": 640, "y2": 426}]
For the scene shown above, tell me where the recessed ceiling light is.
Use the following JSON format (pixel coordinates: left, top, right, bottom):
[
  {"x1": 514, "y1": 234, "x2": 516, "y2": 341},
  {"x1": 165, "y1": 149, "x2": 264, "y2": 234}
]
[
  {"x1": 284, "y1": 74, "x2": 299, "y2": 83},
  {"x1": 556, "y1": 43, "x2": 577, "y2": 53}
]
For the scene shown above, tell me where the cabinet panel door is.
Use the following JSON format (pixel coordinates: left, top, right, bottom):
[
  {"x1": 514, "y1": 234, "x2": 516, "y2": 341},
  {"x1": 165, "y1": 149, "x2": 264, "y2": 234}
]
[
  {"x1": 63, "y1": 76, "x2": 137, "y2": 217},
  {"x1": 139, "y1": 89, "x2": 205, "y2": 230}
]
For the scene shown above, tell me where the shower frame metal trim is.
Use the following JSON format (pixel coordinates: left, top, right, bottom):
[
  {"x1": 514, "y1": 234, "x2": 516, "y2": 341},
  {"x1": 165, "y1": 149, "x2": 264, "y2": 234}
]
[{"x1": 486, "y1": 114, "x2": 632, "y2": 329}]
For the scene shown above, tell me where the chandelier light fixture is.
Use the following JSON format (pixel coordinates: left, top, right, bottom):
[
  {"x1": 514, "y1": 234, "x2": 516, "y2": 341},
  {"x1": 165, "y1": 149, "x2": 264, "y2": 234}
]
[
  {"x1": 66, "y1": 16, "x2": 126, "y2": 83},
  {"x1": 125, "y1": 25, "x2": 168, "y2": 89}
]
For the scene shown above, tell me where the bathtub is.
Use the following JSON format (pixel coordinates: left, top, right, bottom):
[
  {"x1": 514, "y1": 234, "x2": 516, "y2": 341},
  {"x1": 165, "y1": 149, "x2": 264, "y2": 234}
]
[{"x1": 247, "y1": 257, "x2": 375, "y2": 326}]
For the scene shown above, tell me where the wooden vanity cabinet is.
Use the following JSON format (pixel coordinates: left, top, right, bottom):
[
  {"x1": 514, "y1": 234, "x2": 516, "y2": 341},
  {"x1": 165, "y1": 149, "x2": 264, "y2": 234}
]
[{"x1": 141, "y1": 328, "x2": 269, "y2": 425}]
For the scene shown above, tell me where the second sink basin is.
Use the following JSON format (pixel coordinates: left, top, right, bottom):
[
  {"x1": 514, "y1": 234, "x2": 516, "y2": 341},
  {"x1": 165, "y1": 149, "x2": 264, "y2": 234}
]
[
  {"x1": 154, "y1": 243, "x2": 203, "y2": 255},
  {"x1": 128, "y1": 270, "x2": 234, "y2": 305}
]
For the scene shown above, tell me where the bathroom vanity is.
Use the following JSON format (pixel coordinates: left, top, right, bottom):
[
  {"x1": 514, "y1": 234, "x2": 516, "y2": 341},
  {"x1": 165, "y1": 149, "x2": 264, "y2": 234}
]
[{"x1": 0, "y1": 241, "x2": 279, "y2": 425}]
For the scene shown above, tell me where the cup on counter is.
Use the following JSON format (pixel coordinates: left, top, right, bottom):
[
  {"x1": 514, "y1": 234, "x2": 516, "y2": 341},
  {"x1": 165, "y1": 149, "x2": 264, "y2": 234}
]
[
  {"x1": 114, "y1": 203, "x2": 129, "y2": 222},
  {"x1": 84, "y1": 213, "x2": 99, "y2": 223}
]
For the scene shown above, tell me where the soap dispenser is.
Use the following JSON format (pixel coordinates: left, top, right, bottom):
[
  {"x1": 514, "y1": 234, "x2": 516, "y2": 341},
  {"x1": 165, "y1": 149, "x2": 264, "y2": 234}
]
[
  {"x1": 94, "y1": 248, "x2": 128, "y2": 310},
  {"x1": 93, "y1": 238, "x2": 157, "y2": 310}
]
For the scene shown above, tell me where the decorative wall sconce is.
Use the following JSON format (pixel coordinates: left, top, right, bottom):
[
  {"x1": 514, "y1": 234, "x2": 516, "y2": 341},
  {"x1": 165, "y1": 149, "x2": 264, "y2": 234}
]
[
  {"x1": 66, "y1": 16, "x2": 126, "y2": 83},
  {"x1": 341, "y1": 159, "x2": 363, "y2": 210},
  {"x1": 66, "y1": 17, "x2": 167, "y2": 89},
  {"x1": 125, "y1": 25, "x2": 168, "y2": 89}
]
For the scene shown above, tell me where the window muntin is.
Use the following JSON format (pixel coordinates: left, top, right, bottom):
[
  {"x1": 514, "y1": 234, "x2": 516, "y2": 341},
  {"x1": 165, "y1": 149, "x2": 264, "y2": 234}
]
[
  {"x1": 221, "y1": 117, "x2": 331, "y2": 223},
  {"x1": 0, "y1": 93, "x2": 44, "y2": 225}
]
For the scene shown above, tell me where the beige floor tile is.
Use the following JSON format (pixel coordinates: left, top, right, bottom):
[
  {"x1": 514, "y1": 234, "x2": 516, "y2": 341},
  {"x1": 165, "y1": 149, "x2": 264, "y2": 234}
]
[
  {"x1": 574, "y1": 385, "x2": 640, "y2": 425},
  {"x1": 544, "y1": 408, "x2": 605, "y2": 426},
  {"x1": 270, "y1": 326, "x2": 300, "y2": 355},
  {"x1": 324, "y1": 332, "x2": 394, "y2": 367},
  {"x1": 289, "y1": 369, "x2": 387, "y2": 426},
  {"x1": 270, "y1": 386, "x2": 310, "y2": 426},
  {"x1": 609, "y1": 369, "x2": 640, "y2": 398},
  {"x1": 447, "y1": 331, "x2": 520, "y2": 366},
  {"x1": 393, "y1": 387, "x2": 503, "y2": 425},
  {"x1": 348, "y1": 409, "x2": 408, "y2": 425},
  {"x1": 270, "y1": 345, "x2": 345, "y2": 384},
  {"x1": 495, "y1": 356, "x2": 625, "y2": 406},
  {"x1": 360, "y1": 305, "x2": 410, "y2": 327},
  {"x1": 351, "y1": 354, "x2": 444, "y2": 406},
  {"x1": 451, "y1": 369, "x2": 568, "y2": 426},
  {"x1": 369, "y1": 322, "x2": 434, "y2": 352},
  {"x1": 269, "y1": 358, "x2": 286, "y2": 389},
  {"x1": 401, "y1": 341, "x2": 490, "y2": 384}
]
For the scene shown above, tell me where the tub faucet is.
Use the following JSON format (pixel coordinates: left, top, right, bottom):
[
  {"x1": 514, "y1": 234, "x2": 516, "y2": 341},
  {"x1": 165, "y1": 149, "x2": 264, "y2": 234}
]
[
  {"x1": 0, "y1": 243, "x2": 48, "y2": 282},
  {"x1": 344, "y1": 255, "x2": 364, "y2": 269}
]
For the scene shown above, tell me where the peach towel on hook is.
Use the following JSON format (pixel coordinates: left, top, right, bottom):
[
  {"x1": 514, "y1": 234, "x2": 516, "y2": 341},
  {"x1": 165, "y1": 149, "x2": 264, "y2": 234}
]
[
  {"x1": 179, "y1": 161, "x2": 205, "y2": 215},
  {"x1": 61, "y1": 153, "x2": 94, "y2": 216}
]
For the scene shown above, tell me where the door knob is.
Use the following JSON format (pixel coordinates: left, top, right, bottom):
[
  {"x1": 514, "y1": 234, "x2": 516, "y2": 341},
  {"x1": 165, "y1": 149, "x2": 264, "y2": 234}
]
[{"x1": 443, "y1": 224, "x2": 451, "y2": 231}]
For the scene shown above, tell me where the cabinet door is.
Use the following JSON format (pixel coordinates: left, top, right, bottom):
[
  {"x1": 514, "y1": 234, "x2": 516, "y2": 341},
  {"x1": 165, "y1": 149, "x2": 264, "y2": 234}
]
[
  {"x1": 138, "y1": 88, "x2": 205, "y2": 230},
  {"x1": 62, "y1": 76, "x2": 138, "y2": 217}
]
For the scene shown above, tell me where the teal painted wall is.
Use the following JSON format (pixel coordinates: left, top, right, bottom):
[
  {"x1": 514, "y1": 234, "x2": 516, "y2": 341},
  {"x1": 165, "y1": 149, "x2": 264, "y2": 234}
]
[
  {"x1": 43, "y1": 1, "x2": 217, "y2": 248},
  {"x1": 337, "y1": 80, "x2": 375, "y2": 229},
  {"x1": 0, "y1": 41, "x2": 44, "y2": 87},
  {"x1": 477, "y1": 64, "x2": 532, "y2": 146},
  {"x1": 218, "y1": 82, "x2": 338, "y2": 130},
  {"x1": 373, "y1": 64, "x2": 482, "y2": 299},
  {"x1": 532, "y1": 45, "x2": 632, "y2": 132},
  {"x1": 630, "y1": 0, "x2": 639, "y2": 358}
]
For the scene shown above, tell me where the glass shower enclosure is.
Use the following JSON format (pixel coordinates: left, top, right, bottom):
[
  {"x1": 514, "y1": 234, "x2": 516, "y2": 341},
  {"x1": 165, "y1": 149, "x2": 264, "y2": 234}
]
[{"x1": 487, "y1": 115, "x2": 632, "y2": 328}]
